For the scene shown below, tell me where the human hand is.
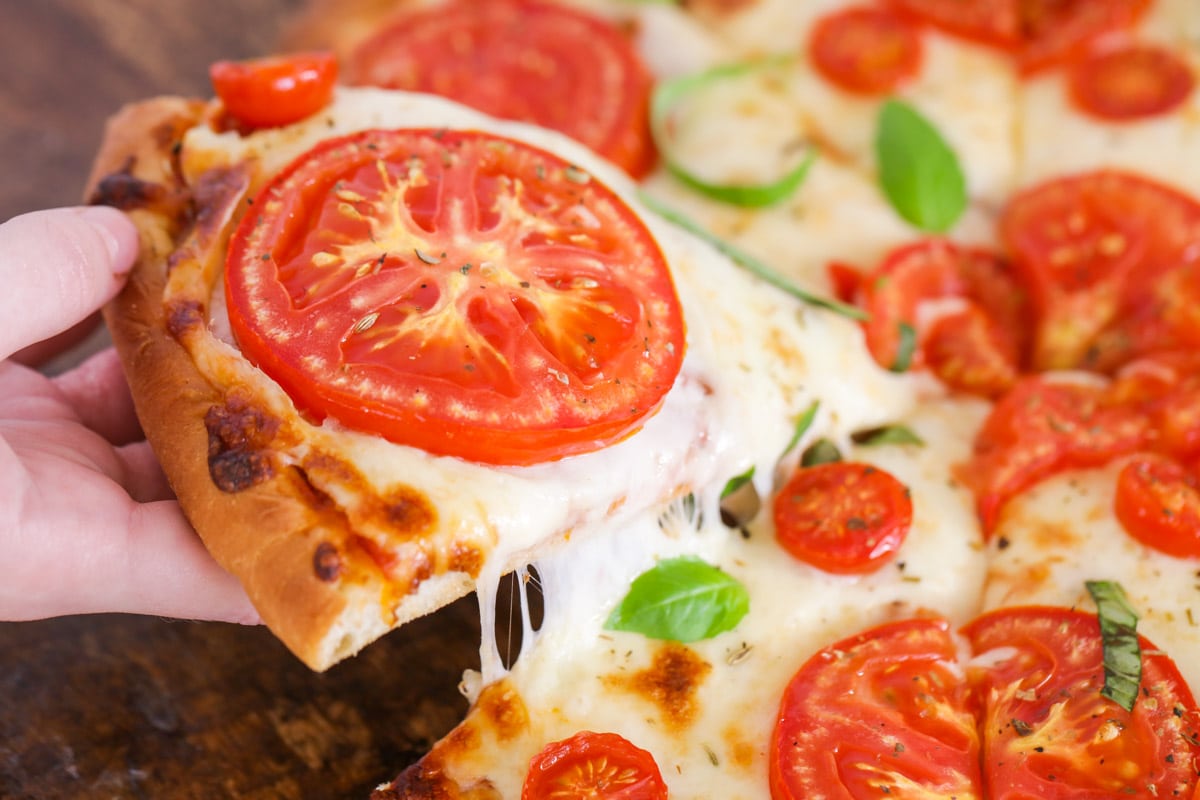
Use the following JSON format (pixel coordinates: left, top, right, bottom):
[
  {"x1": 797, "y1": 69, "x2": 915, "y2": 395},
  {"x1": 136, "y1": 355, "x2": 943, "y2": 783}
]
[{"x1": 0, "y1": 206, "x2": 259, "y2": 624}]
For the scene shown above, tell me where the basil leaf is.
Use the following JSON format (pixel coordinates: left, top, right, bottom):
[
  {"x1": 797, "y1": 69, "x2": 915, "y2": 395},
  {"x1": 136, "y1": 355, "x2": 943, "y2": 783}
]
[
  {"x1": 875, "y1": 99, "x2": 966, "y2": 233},
  {"x1": 891, "y1": 322, "x2": 917, "y2": 373},
  {"x1": 1085, "y1": 580, "x2": 1142, "y2": 713},
  {"x1": 781, "y1": 401, "x2": 821, "y2": 458},
  {"x1": 605, "y1": 556, "x2": 749, "y2": 643},
  {"x1": 852, "y1": 424, "x2": 925, "y2": 447},
  {"x1": 651, "y1": 58, "x2": 816, "y2": 208},
  {"x1": 800, "y1": 438, "x2": 842, "y2": 467},
  {"x1": 637, "y1": 191, "x2": 869, "y2": 322},
  {"x1": 721, "y1": 465, "x2": 756, "y2": 499}
]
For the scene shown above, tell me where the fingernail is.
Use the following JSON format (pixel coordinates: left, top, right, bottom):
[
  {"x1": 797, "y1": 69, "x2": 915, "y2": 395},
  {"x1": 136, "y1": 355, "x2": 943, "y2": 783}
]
[{"x1": 75, "y1": 206, "x2": 138, "y2": 272}]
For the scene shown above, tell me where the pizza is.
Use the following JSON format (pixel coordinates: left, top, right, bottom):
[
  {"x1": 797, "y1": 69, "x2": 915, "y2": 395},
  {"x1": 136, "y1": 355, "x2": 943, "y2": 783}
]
[{"x1": 83, "y1": 0, "x2": 1200, "y2": 796}]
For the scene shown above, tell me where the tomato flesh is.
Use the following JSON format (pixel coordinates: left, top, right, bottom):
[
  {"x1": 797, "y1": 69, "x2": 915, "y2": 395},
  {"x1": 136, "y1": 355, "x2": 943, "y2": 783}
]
[
  {"x1": 770, "y1": 618, "x2": 982, "y2": 800},
  {"x1": 809, "y1": 7, "x2": 923, "y2": 96},
  {"x1": 522, "y1": 731, "x2": 668, "y2": 800},
  {"x1": 225, "y1": 129, "x2": 684, "y2": 465},
  {"x1": 773, "y1": 461, "x2": 912, "y2": 574},
  {"x1": 345, "y1": 0, "x2": 655, "y2": 178},
  {"x1": 1115, "y1": 455, "x2": 1200, "y2": 559},
  {"x1": 210, "y1": 51, "x2": 337, "y2": 129},
  {"x1": 965, "y1": 607, "x2": 1200, "y2": 799},
  {"x1": 1070, "y1": 43, "x2": 1196, "y2": 121}
]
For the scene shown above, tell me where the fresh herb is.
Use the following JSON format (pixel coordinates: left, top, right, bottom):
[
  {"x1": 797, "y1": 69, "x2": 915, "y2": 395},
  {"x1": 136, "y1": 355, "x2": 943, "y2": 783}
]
[
  {"x1": 636, "y1": 191, "x2": 868, "y2": 321},
  {"x1": 1086, "y1": 580, "x2": 1142, "y2": 713},
  {"x1": 720, "y1": 467, "x2": 761, "y2": 528},
  {"x1": 852, "y1": 424, "x2": 925, "y2": 447},
  {"x1": 875, "y1": 99, "x2": 967, "y2": 233},
  {"x1": 605, "y1": 556, "x2": 750, "y2": 643},
  {"x1": 721, "y1": 466, "x2": 756, "y2": 499},
  {"x1": 800, "y1": 438, "x2": 842, "y2": 467},
  {"x1": 781, "y1": 401, "x2": 820, "y2": 457},
  {"x1": 891, "y1": 322, "x2": 917, "y2": 372},
  {"x1": 651, "y1": 58, "x2": 815, "y2": 207}
]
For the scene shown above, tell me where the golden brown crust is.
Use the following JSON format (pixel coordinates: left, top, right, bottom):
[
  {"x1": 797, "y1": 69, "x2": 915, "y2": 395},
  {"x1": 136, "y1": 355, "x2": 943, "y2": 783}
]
[{"x1": 89, "y1": 98, "x2": 474, "y2": 671}]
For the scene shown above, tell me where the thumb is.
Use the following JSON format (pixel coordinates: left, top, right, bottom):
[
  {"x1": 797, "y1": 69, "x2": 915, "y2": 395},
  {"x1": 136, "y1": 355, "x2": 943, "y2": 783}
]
[{"x1": 0, "y1": 206, "x2": 138, "y2": 361}]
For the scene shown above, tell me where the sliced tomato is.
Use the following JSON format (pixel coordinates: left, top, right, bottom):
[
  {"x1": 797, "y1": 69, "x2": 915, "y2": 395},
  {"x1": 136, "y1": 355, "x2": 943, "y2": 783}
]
[
  {"x1": 1114, "y1": 455, "x2": 1200, "y2": 558},
  {"x1": 886, "y1": 0, "x2": 1151, "y2": 73},
  {"x1": 826, "y1": 260, "x2": 865, "y2": 305},
  {"x1": 965, "y1": 606, "x2": 1200, "y2": 799},
  {"x1": 344, "y1": 0, "x2": 655, "y2": 178},
  {"x1": 1070, "y1": 43, "x2": 1195, "y2": 121},
  {"x1": 861, "y1": 240, "x2": 1026, "y2": 396},
  {"x1": 809, "y1": 6, "x2": 924, "y2": 96},
  {"x1": 522, "y1": 731, "x2": 668, "y2": 800},
  {"x1": 770, "y1": 618, "x2": 982, "y2": 800},
  {"x1": 967, "y1": 376, "x2": 1149, "y2": 533},
  {"x1": 224, "y1": 129, "x2": 684, "y2": 466},
  {"x1": 210, "y1": 51, "x2": 337, "y2": 130},
  {"x1": 1111, "y1": 351, "x2": 1200, "y2": 459},
  {"x1": 774, "y1": 461, "x2": 912, "y2": 574},
  {"x1": 1000, "y1": 171, "x2": 1200, "y2": 371}
]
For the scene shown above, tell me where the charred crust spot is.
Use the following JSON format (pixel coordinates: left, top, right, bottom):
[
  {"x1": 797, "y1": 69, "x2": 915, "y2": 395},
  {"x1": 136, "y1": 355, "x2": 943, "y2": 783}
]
[
  {"x1": 312, "y1": 541, "x2": 343, "y2": 583},
  {"x1": 370, "y1": 758, "x2": 463, "y2": 800},
  {"x1": 607, "y1": 642, "x2": 712, "y2": 732},
  {"x1": 88, "y1": 157, "x2": 166, "y2": 211},
  {"x1": 165, "y1": 299, "x2": 204, "y2": 340},
  {"x1": 204, "y1": 396, "x2": 280, "y2": 493},
  {"x1": 192, "y1": 165, "x2": 251, "y2": 242}
]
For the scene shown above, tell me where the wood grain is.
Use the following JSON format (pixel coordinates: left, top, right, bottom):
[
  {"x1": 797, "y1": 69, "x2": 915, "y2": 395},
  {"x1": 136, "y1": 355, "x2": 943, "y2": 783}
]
[{"x1": 0, "y1": 2, "x2": 482, "y2": 797}]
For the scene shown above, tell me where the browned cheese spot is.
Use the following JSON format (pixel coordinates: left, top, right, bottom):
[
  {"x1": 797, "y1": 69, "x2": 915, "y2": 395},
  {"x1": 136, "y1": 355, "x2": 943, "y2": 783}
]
[
  {"x1": 606, "y1": 642, "x2": 713, "y2": 732},
  {"x1": 381, "y1": 487, "x2": 437, "y2": 539},
  {"x1": 448, "y1": 541, "x2": 485, "y2": 577},
  {"x1": 312, "y1": 541, "x2": 343, "y2": 583},
  {"x1": 370, "y1": 753, "x2": 498, "y2": 800},
  {"x1": 165, "y1": 298, "x2": 204, "y2": 340},
  {"x1": 204, "y1": 395, "x2": 280, "y2": 492},
  {"x1": 474, "y1": 681, "x2": 531, "y2": 743}
]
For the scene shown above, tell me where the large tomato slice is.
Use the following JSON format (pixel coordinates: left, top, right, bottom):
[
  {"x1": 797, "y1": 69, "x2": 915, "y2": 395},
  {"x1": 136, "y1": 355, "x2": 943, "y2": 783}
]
[
  {"x1": 522, "y1": 731, "x2": 668, "y2": 800},
  {"x1": 1000, "y1": 171, "x2": 1200, "y2": 372},
  {"x1": 773, "y1": 461, "x2": 913, "y2": 574},
  {"x1": 344, "y1": 0, "x2": 655, "y2": 178},
  {"x1": 770, "y1": 618, "x2": 983, "y2": 799},
  {"x1": 965, "y1": 607, "x2": 1200, "y2": 799},
  {"x1": 225, "y1": 129, "x2": 685, "y2": 466},
  {"x1": 886, "y1": 0, "x2": 1151, "y2": 73},
  {"x1": 861, "y1": 240, "x2": 1027, "y2": 397}
]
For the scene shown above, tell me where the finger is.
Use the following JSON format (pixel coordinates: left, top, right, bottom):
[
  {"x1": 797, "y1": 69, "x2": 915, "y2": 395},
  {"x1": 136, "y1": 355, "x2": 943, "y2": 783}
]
[
  {"x1": 116, "y1": 440, "x2": 174, "y2": 503},
  {"x1": 53, "y1": 347, "x2": 144, "y2": 445},
  {"x1": 0, "y1": 206, "x2": 138, "y2": 361},
  {"x1": 10, "y1": 314, "x2": 103, "y2": 368}
]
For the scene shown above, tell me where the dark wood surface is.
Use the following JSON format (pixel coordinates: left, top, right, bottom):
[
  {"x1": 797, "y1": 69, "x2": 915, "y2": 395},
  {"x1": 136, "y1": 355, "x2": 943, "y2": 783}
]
[{"x1": 0, "y1": 2, "x2": 480, "y2": 797}]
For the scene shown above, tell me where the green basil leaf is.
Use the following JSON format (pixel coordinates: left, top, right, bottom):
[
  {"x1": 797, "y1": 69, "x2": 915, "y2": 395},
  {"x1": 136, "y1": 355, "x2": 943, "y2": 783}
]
[
  {"x1": 651, "y1": 58, "x2": 815, "y2": 208},
  {"x1": 605, "y1": 556, "x2": 749, "y2": 643},
  {"x1": 875, "y1": 99, "x2": 967, "y2": 233},
  {"x1": 637, "y1": 191, "x2": 869, "y2": 322},
  {"x1": 781, "y1": 400, "x2": 821, "y2": 458},
  {"x1": 1085, "y1": 580, "x2": 1142, "y2": 713},
  {"x1": 891, "y1": 322, "x2": 917, "y2": 373},
  {"x1": 852, "y1": 424, "x2": 925, "y2": 447},
  {"x1": 721, "y1": 465, "x2": 756, "y2": 499},
  {"x1": 800, "y1": 438, "x2": 842, "y2": 467}
]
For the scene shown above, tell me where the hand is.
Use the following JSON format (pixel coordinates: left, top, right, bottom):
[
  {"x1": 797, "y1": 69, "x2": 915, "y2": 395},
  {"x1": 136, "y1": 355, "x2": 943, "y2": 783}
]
[{"x1": 0, "y1": 206, "x2": 259, "y2": 624}]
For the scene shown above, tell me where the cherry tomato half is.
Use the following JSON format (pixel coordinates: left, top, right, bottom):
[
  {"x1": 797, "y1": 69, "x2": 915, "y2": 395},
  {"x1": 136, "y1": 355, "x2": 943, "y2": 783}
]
[
  {"x1": 210, "y1": 51, "x2": 338, "y2": 129},
  {"x1": 225, "y1": 129, "x2": 685, "y2": 465},
  {"x1": 522, "y1": 731, "x2": 668, "y2": 800},
  {"x1": 345, "y1": 0, "x2": 656, "y2": 178},
  {"x1": 1115, "y1": 454, "x2": 1200, "y2": 558},
  {"x1": 1070, "y1": 43, "x2": 1195, "y2": 121},
  {"x1": 809, "y1": 6, "x2": 924, "y2": 96},
  {"x1": 774, "y1": 461, "x2": 912, "y2": 574}
]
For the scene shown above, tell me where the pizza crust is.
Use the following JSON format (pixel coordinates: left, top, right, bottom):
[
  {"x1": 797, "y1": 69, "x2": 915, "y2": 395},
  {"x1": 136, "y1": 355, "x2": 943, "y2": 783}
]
[{"x1": 89, "y1": 97, "x2": 474, "y2": 671}]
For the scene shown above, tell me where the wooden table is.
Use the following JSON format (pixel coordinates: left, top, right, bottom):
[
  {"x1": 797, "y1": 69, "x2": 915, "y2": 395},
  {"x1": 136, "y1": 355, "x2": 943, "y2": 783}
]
[{"x1": 0, "y1": 3, "x2": 480, "y2": 797}]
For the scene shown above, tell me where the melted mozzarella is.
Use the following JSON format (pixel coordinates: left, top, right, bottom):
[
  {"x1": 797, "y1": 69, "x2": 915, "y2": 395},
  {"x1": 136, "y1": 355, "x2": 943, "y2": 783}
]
[{"x1": 984, "y1": 461, "x2": 1200, "y2": 691}]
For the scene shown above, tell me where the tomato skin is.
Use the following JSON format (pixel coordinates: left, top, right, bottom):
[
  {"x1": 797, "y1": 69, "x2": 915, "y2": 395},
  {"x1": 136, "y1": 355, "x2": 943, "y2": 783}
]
[
  {"x1": 1114, "y1": 455, "x2": 1200, "y2": 558},
  {"x1": 861, "y1": 240, "x2": 1026, "y2": 396},
  {"x1": 1070, "y1": 43, "x2": 1195, "y2": 121},
  {"x1": 770, "y1": 618, "x2": 982, "y2": 800},
  {"x1": 773, "y1": 462, "x2": 912, "y2": 574},
  {"x1": 1000, "y1": 171, "x2": 1200, "y2": 372},
  {"x1": 522, "y1": 731, "x2": 668, "y2": 800},
  {"x1": 965, "y1": 607, "x2": 1200, "y2": 799},
  {"x1": 809, "y1": 7, "x2": 923, "y2": 96},
  {"x1": 345, "y1": 0, "x2": 655, "y2": 178},
  {"x1": 225, "y1": 128, "x2": 684, "y2": 465},
  {"x1": 210, "y1": 51, "x2": 337, "y2": 129}
]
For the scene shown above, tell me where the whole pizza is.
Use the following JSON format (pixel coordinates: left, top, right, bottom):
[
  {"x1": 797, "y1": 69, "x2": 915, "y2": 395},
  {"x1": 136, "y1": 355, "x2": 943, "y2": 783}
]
[{"x1": 86, "y1": 0, "x2": 1200, "y2": 796}]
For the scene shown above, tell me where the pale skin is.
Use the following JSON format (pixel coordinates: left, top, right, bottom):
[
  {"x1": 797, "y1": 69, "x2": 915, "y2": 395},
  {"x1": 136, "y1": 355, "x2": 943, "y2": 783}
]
[{"x1": 0, "y1": 205, "x2": 258, "y2": 624}]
